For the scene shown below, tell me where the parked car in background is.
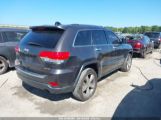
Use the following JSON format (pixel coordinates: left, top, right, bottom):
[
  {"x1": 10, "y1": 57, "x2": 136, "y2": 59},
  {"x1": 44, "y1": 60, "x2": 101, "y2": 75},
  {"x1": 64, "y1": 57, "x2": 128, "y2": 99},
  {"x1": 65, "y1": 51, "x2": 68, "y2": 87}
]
[
  {"x1": 144, "y1": 32, "x2": 161, "y2": 49},
  {"x1": 115, "y1": 32, "x2": 128, "y2": 44},
  {"x1": 15, "y1": 24, "x2": 133, "y2": 101},
  {"x1": 115, "y1": 32, "x2": 124, "y2": 40},
  {"x1": 127, "y1": 34, "x2": 154, "y2": 58},
  {"x1": 0, "y1": 28, "x2": 28, "y2": 75},
  {"x1": 115, "y1": 32, "x2": 122, "y2": 36}
]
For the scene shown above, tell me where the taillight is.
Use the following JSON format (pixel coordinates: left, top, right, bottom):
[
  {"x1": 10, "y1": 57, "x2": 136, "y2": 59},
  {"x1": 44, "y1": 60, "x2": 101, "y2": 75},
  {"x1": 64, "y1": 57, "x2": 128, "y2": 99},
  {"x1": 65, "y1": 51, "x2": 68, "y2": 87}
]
[
  {"x1": 134, "y1": 42, "x2": 142, "y2": 49},
  {"x1": 15, "y1": 45, "x2": 20, "y2": 53},
  {"x1": 39, "y1": 51, "x2": 70, "y2": 64},
  {"x1": 48, "y1": 82, "x2": 59, "y2": 87},
  {"x1": 159, "y1": 38, "x2": 161, "y2": 42}
]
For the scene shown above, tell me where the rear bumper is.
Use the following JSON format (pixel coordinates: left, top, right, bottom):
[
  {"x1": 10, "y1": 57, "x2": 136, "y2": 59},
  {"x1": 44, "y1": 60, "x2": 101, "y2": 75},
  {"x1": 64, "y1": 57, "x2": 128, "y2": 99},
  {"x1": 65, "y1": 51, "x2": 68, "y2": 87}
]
[
  {"x1": 133, "y1": 49, "x2": 141, "y2": 54},
  {"x1": 154, "y1": 42, "x2": 160, "y2": 47},
  {"x1": 16, "y1": 67, "x2": 76, "y2": 94}
]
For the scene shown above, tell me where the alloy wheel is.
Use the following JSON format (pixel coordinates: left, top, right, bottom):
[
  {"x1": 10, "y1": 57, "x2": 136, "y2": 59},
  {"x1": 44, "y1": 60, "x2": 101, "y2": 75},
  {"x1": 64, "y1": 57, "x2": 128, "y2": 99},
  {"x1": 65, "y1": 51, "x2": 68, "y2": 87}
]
[
  {"x1": 0, "y1": 60, "x2": 5, "y2": 73},
  {"x1": 82, "y1": 73, "x2": 96, "y2": 98},
  {"x1": 126, "y1": 55, "x2": 132, "y2": 70}
]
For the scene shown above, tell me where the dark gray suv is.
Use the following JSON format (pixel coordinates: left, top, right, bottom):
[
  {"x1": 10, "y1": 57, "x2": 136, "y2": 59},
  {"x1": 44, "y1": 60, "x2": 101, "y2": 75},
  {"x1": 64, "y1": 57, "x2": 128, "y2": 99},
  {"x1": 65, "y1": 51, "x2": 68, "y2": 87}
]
[
  {"x1": 0, "y1": 28, "x2": 28, "y2": 74},
  {"x1": 16, "y1": 24, "x2": 133, "y2": 101},
  {"x1": 144, "y1": 32, "x2": 161, "y2": 48}
]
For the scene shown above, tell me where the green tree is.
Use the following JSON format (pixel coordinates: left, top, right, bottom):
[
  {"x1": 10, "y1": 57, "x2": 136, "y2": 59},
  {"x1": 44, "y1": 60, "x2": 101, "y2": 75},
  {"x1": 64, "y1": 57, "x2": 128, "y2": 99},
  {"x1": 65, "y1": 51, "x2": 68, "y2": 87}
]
[
  {"x1": 140, "y1": 26, "x2": 146, "y2": 33},
  {"x1": 151, "y1": 25, "x2": 159, "y2": 32},
  {"x1": 159, "y1": 26, "x2": 161, "y2": 32},
  {"x1": 122, "y1": 27, "x2": 128, "y2": 33},
  {"x1": 105, "y1": 25, "x2": 161, "y2": 33}
]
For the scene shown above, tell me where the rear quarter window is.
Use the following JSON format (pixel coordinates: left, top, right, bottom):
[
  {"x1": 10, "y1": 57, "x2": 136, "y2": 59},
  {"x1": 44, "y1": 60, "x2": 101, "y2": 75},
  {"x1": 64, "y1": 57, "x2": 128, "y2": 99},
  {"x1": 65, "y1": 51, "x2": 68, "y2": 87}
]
[
  {"x1": 74, "y1": 31, "x2": 92, "y2": 46},
  {"x1": 21, "y1": 30, "x2": 64, "y2": 48}
]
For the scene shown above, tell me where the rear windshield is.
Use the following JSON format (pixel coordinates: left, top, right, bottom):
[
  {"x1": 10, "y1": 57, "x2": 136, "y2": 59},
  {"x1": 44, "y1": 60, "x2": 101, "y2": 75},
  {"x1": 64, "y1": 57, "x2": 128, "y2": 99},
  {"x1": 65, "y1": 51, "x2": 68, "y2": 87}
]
[
  {"x1": 145, "y1": 33, "x2": 159, "y2": 38},
  {"x1": 21, "y1": 30, "x2": 64, "y2": 48}
]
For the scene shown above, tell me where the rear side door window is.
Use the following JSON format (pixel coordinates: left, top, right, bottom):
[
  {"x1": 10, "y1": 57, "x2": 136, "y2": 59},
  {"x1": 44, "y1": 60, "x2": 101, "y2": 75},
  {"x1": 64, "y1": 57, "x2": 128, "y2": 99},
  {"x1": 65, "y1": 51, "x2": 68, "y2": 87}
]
[
  {"x1": 92, "y1": 30, "x2": 107, "y2": 45},
  {"x1": 106, "y1": 31, "x2": 120, "y2": 44},
  {"x1": 74, "y1": 31, "x2": 92, "y2": 46}
]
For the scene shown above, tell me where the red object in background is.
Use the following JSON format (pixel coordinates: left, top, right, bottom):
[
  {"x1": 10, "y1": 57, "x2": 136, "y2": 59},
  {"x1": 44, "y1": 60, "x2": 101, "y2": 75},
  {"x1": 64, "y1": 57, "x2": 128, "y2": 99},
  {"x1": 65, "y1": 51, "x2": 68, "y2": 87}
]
[{"x1": 134, "y1": 42, "x2": 142, "y2": 49}]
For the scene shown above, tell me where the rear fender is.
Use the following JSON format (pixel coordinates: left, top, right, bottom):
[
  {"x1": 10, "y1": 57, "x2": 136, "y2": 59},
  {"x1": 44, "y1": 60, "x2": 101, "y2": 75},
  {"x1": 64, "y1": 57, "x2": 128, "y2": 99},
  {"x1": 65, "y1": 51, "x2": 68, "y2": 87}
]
[{"x1": 73, "y1": 61, "x2": 100, "y2": 87}]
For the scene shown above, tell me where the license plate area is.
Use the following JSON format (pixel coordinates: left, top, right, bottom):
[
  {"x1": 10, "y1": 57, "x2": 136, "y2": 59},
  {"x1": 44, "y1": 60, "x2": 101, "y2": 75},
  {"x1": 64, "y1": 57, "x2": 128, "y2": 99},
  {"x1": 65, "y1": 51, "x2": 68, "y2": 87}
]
[
  {"x1": 24, "y1": 56, "x2": 34, "y2": 62},
  {"x1": 20, "y1": 53, "x2": 37, "y2": 63}
]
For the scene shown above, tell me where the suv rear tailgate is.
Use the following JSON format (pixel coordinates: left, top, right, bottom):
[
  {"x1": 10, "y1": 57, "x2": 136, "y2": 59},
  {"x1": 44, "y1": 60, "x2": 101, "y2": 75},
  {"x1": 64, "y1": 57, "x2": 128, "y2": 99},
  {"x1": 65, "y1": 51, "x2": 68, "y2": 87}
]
[{"x1": 18, "y1": 27, "x2": 65, "y2": 75}]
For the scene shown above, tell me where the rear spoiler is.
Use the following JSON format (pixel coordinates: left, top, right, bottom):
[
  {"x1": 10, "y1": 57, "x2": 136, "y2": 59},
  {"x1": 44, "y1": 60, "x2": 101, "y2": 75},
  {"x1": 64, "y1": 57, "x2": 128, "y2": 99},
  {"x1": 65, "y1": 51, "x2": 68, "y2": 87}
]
[{"x1": 30, "y1": 26, "x2": 64, "y2": 31}]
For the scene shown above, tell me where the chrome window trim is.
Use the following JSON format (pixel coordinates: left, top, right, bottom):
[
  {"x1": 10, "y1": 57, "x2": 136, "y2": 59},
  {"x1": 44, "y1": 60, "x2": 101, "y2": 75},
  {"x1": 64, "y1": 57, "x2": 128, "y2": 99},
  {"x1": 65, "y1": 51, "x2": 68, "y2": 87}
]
[
  {"x1": 73, "y1": 29, "x2": 109, "y2": 48},
  {"x1": 72, "y1": 29, "x2": 122, "y2": 48}
]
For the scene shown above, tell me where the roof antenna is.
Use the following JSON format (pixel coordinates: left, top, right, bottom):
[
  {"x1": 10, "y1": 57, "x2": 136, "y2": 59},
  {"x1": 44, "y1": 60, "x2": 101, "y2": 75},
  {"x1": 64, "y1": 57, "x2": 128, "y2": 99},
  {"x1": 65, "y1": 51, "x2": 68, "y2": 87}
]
[{"x1": 55, "y1": 21, "x2": 61, "y2": 27}]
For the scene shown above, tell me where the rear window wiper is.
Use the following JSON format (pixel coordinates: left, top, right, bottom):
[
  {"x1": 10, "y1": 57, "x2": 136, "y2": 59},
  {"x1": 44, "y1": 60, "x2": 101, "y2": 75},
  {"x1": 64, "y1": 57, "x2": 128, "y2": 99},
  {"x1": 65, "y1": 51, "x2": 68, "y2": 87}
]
[{"x1": 28, "y1": 42, "x2": 42, "y2": 47}]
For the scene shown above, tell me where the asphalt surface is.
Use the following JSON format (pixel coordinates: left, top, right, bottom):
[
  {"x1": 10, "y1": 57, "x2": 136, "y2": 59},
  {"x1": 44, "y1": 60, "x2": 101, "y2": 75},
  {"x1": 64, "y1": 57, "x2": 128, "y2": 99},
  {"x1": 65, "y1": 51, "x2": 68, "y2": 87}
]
[{"x1": 0, "y1": 50, "x2": 161, "y2": 117}]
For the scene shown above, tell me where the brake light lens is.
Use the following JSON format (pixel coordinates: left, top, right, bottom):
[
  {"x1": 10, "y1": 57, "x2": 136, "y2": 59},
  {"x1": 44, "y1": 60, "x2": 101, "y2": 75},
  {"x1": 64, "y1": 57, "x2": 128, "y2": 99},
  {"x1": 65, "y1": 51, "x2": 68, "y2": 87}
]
[
  {"x1": 39, "y1": 51, "x2": 70, "y2": 64},
  {"x1": 134, "y1": 42, "x2": 142, "y2": 49},
  {"x1": 48, "y1": 82, "x2": 59, "y2": 87},
  {"x1": 15, "y1": 45, "x2": 20, "y2": 53},
  {"x1": 159, "y1": 38, "x2": 161, "y2": 42}
]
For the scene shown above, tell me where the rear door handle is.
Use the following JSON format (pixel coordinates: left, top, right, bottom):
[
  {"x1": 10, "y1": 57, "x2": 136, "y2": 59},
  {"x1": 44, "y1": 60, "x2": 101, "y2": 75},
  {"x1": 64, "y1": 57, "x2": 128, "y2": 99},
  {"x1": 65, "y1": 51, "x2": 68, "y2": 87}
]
[{"x1": 95, "y1": 48, "x2": 102, "y2": 51}]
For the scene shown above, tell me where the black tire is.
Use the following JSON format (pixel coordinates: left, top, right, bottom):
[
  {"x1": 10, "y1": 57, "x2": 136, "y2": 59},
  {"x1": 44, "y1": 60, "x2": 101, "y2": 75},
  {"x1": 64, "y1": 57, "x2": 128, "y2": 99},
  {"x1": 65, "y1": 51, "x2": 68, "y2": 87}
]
[
  {"x1": 158, "y1": 44, "x2": 161, "y2": 49},
  {"x1": 140, "y1": 49, "x2": 146, "y2": 58},
  {"x1": 120, "y1": 54, "x2": 132, "y2": 72},
  {"x1": 73, "y1": 68, "x2": 97, "y2": 101},
  {"x1": 0, "y1": 56, "x2": 8, "y2": 75}
]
